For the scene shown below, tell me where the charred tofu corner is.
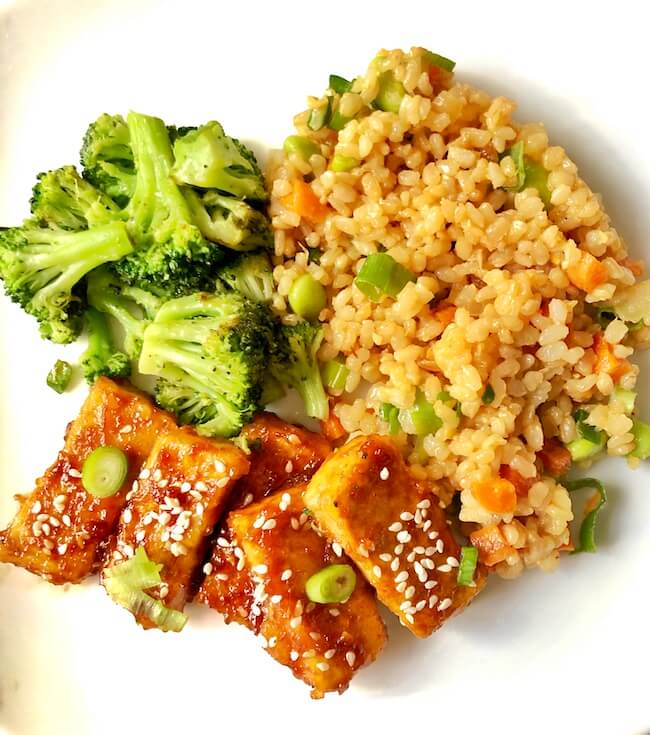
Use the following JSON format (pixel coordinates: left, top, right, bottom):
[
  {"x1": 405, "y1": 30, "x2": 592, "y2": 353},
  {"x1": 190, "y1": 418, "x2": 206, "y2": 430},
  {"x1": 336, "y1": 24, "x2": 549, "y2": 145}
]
[{"x1": 304, "y1": 435, "x2": 485, "y2": 638}]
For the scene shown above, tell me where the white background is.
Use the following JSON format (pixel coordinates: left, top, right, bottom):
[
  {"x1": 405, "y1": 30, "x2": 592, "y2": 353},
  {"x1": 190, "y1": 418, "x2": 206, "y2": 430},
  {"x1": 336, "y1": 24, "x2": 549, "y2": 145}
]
[{"x1": 0, "y1": 1, "x2": 649, "y2": 733}]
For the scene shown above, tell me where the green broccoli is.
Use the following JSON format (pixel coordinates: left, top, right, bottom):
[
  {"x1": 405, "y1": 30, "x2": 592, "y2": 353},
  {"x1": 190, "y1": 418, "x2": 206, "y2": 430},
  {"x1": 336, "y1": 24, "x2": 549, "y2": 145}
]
[
  {"x1": 30, "y1": 166, "x2": 121, "y2": 230},
  {"x1": 139, "y1": 291, "x2": 278, "y2": 437},
  {"x1": 80, "y1": 307, "x2": 131, "y2": 382},
  {"x1": 184, "y1": 188, "x2": 272, "y2": 251},
  {"x1": 218, "y1": 251, "x2": 275, "y2": 303},
  {"x1": 80, "y1": 113, "x2": 135, "y2": 207},
  {"x1": 86, "y1": 267, "x2": 161, "y2": 359},
  {"x1": 0, "y1": 220, "x2": 133, "y2": 343},
  {"x1": 114, "y1": 111, "x2": 226, "y2": 297},
  {"x1": 171, "y1": 121, "x2": 267, "y2": 202},
  {"x1": 271, "y1": 322, "x2": 328, "y2": 420}
]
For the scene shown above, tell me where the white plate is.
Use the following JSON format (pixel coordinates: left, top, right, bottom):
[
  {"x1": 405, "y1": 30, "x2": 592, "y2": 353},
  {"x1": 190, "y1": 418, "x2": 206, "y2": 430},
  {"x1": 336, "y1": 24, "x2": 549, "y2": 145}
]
[{"x1": 1, "y1": 1, "x2": 649, "y2": 733}]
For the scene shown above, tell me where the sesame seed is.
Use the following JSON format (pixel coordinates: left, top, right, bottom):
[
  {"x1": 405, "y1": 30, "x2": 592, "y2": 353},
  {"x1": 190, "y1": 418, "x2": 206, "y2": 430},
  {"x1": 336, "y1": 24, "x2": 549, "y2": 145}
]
[
  {"x1": 415, "y1": 600, "x2": 427, "y2": 612},
  {"x1": 328, "y1": 608, "x2": 340, "y2": 617},
  {"x1": 324, "y1": 648, "x2": 336, "y2": 659},
  {"x1": 270, "y1": 594, "x2": 283, "y2": 604},
  {"x1": 373, "y1": 565, "x2": 382, "y2": 577},
  {"x1": 242, "y1": 493, "x2": 254, "y2": 507},
  {"x1": 436, "y1": 539, "x2": 444, "y2": 553},
  {"x1": 414, "y1": 561, "x2": 425, "y2": 576},
  {"x1": 119, "y1": 424, "x2": 133, "y2": 434},
  {"x1": 253, "y1": 515, "x2": 265, "y2": 529},
  {"x1": 417, "y1": 499, "x2": 431, "y2": 509},
  {"x1": 41, "y1": 523, "x2": 51, "y2": 537},
  {"x1": 252, "y1": 564, "x2": 268, "y2": 575},
  {"x1": 113, "y1": 550, "x2": 123, "y2": 561},
  {"x1": 447, "y1": 556, "x2": 459, "y2": 567},
  {"x1": 394, "y1": 570, "x2": 409, "y2": 583},
  {"x1": 404, "y1": 585, "x2": 415, "y2": 600},
  {"x1": 68, "y1": 468, "x2": 82, "y2": 479},
  {"x1": 287, "y1": 433, "x2": 301, "y2": 445},
  {"x1": 423, "y1": 558, "x2": 435, "y2": 570},
  {"x1": 396, "y1": 530, "x2": 412, "y2": 543},
  {"x1": 332, "y1": 542, "x2": 343, "y2": 557},
  {"x1": 216, "y1": 477, "x2": 230, "y2": 488},
  {"x1": 425, "y1": 580, "x2": 438, "y2": 590},
  {"x1": 49, "y1": 517, "x2": 60, "y2": 528},
  {"x1": 43, "y1": 540, "x2": 54, "y2": 551},
  {"x1": 290, "y1": 517, "x2": 300, "y2": 530},
  {"x1": 31, "y1": 501, "x2": 42, "y2": 514},
  {"x1": 437, "y1": 564, "x2": 452, "y2": 573},
  {"x1": 302, "y1": 649, "x2": 315, "y2": 658},
  {"x1": 139, "y1": 468, "x2": 150, "y2": 480},
  {"x1": 135, "y1": 530, "x2": 145, "y2": 542},
  {"x1": 281, "y1": 569, "x2": 293, "y2": 581},
  {"x1": 379, "y1": 553, "x2": 392, "y2": 562},
  {"x1": 425, "y1": 546, "x2": 435, "y2": 556},
  {"x1": 423, "y1": 520, "x2": 432, "y2": 532},
  {"x1": 123, "y1": 508, "x2": 133, "y2": 524},
  {"x1": 268, "y1": 636, "x2": 277, "y2": 648},
  {"x1": 437, "y1": 597, "x2": 453, "y2": 612},
  {"x1": 261, "y1": 519, "x2": 277, "y2": 531},
  {"x1": 159, "y1": 512, "x2": 171, "y2": 526},
  {"x1": 289, "y1": 616, "x2": 302, "y2": 629},
  {"x1": 406, "y1": 551, "x2": 416, "y2": 563},
  {"x1": 405, "y1": 613, "x2": 415, "y2": 624},
  {"x1": 345, "y1": 651, "x2": 356, "y2": 667},
  {"x1": 216, "y1": 573, "x2": 229, "y2": 581},
  {"x1": 57, "y1": 543, "x2": 68, "y2": 555},
  {"x1": 233, "y1": 546, "x2": 244, "y2": 559},
  {"x1": 32, "y1": 523, "x2": 42, "y2": 537},
  {"x1": 62, "y1": 514, "x2": 71, "y2": 527},
  {"x1": 388, "y1": 522, "x2": 402, "y2": 533},
  {"x1": 390, "y1": 558, "x2": 400, "y2": 572},
  {"x1": 294, "y1": 600, "x2": 304, "y2": 615},
  {"x1": 236, "y1": 558, "x2": 245, "y2": 572},
  {"x1": 316, "y1": 662, "x2": 330, "y2": 672},
  {"x1": 158, "y1": 479, "x2": 169, "y2": 488},
  {"x1": 171, "y1": 542, "x2": 187, "y2": 557},
  {"x1": 290, "y1": 651, "x2": 299, "y2": 661},
  {"x1": 195, "y1": 502, "x2": 204, "y2": 517},
  {"x1": 394, "y1": 544, "x2": 404, "y2": 556},
  {"x1": 379, "y1": 467, "x2": 390, "y2": 480},
  {"x1": 180, "y1": 481, "x2": 191, "y2": 493},
  {"x1": 396, "y1": 581, "x2": 407, "y2": 593},
  {"x1": 429, "y1": 531, "x2": 439, "y2": 540},
  {"x1": 357, "y1": 543, "x2": 369, "y2": 558},
  {"x1": 54, "y1": 494, "x2": 66, "y2": 507},
  {"x1": 400, "y1": 511, "x2": 414, "y2": 521},
  {"x1": 414, "y1": 510, "x2": 423, "y2": 525},
  {"x1": 399, "y1": 601, "x2": 411, "y2": 611},
  {"x1": 309, "y1": 632, "x2": 321, "y2": 641},
  {"x1": 281, "y1": 492, "x2": 291, "y2": 506},
  {"x1": 37, "y1": 513, "x2": 49, "y2": 522},
  {"x1": 429, "y1": 595, "x2": 439, "y2": 608}
]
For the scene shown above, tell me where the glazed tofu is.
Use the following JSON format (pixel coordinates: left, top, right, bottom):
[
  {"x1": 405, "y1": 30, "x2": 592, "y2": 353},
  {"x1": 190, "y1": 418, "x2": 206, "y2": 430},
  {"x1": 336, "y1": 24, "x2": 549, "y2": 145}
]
[
  {"x1": 304, "y1": 435, "x2": 485, "y2": 638},
  {"x1": 102, "y1": 428, "x2": 249, "y2": 629},
  {"x1": 197, "y1": 483, "x2": 387, "y2": 698},
  {"x1": 0, "y1": 378, "x2": 176, "y2": 584},
  {"x1": 228, "y1": 412, "x2": 331, "y2": 508}
]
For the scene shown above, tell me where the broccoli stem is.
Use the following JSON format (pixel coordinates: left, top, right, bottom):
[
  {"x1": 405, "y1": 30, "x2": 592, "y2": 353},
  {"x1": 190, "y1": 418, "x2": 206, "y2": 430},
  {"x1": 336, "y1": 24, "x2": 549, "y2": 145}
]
[
  {"x1": 299, "y1": 372, "x2": 329, "y2": 420},
  {"x1": 81, "y1": 307, "x2": 131, "y2": 382}
]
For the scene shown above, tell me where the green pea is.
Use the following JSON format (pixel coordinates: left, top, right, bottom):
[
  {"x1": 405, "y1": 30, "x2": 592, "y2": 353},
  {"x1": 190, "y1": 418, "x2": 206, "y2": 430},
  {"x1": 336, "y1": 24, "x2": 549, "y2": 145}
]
[
  {"x1": 283, "y1": 135, "x2": 320, "y2": 161},
  {"x1": 331, "y1": 154, "x2": 359, "y2": 172},
  {"x1": 288, "y1": 273, "x2": 327, "y2": 320}
]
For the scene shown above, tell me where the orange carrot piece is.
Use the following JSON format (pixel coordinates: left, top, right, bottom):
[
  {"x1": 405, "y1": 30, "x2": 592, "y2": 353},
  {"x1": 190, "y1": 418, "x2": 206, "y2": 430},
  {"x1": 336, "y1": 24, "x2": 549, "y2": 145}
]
[
  {"x1": 320, "y1": 408, "x2": 347, "y2": 443},
  {"x1": 500, "y1": 465, "x2": 536, "y2": 497},
  {"x1": 537, "y1": 438, "x2": 572, "y2": 477},
  {"x1": 470, "y1": 524, "x2": 513, "y2": 566},
  {"x1": 432, "y1": 303, "x2": 456, "y2": 329},
  {"x1": 566, "y1": 251, "x2": 608, "y2": 292},
  {"x1": 593, "y1": 332, "x2": 631, "y2": 382},
  {"x1": 472, "y1": 476, "x2": 517, "y2": 514},
  {"x1": 282, "y1": 179, "x2": 330, "y2": 224}
]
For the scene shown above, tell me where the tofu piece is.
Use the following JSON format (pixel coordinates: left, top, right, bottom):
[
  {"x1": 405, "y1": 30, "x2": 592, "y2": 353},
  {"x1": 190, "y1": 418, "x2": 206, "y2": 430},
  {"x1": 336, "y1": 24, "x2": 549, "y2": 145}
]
[
  {"x1": 0, "y1": 378, "x2": 176, "y2": 584},
  {"x1": 102, "y1": 428, "x2": 249, "y2": 629},
  {"x1": 197, "y1": 483, "x2": 387, "y2": 698},
  {"x1": 229, "y1": 412, "x2": 331, "y2": 508},
  {"x1": 304, "y1": 435, "x2": 485, "y2": 638}
]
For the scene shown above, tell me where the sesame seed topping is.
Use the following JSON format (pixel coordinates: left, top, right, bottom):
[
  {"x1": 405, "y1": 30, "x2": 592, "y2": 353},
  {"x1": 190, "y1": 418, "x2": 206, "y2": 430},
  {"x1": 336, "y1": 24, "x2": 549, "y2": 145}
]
[
  {"x1": 425, "y1": 546, "x2": 435, "y2": 556},
  {"x1": 62, "y1": 514, "x2": 71, "y2": 527},
  {"x1": 271, "y1": 594, "x2": 283, "y2": 604},
  {"x1": 37, "y1": 513, "x2": 49, "y2": 522},
  {"x1": 405, "y1": 613, "x2": 415, "y2": 624},
  {"x1": 388, "y1": 522, "x2": 402, "y2": 532},
  {"x1": 414, "y1": 561, "x2": 425, "y2": 576},
  {"x1": 332, "y1": 542, "x2": 343, "y2": 557},
  {"x1": 399, "y1": 600, "x2": 411, "y2": 611},
  {"x1": 43, "y1": 540, "x2": 54, "y2": 551},
  {"x1": 170, "y1": 542, "x2": 187, "y2": 557},
  {"x1": 284, "y1": 460, "x2": 294, "y2": 474},
  {"x1": 414, "y1": 510, "x2": 423, "y2": 524},
  {"x1": 119, "y1": 424, "x2": 133, "y2": 434},
  {"x1": 287, "y1": 433, "x2": 301, "y2": 445},
  {"x1": 429, "y1": 594, "x2": 439, "y2": 608},
  {"x1": 57, "y1": 543, "x2": 68, "y2": 555},
  {"x1": 68, "y1": 468, "x2": 82, "y2": 479},
  {"x1": 31, "y1": 501, "x2": 42, "y2": 514},
  {"x1": 437, "y1": 564, "x2": 452, "y2": 573},
  {"x1": 324, "y1": 648, "x2": 336, "y2": 659},
  {"x1": 390, "y1": 558, "x2": 400, "y2": 572},
  {"x1": 302, "y1": 649, "x2": 315, "y2": 658},
  {"x1": 135, "y1": 530, "x2": 145, "y2": 542},
  {"x1": 316, "y1": 662, "x2": 330, "y2": 672},
  {"x1": 290, "y1": 651, "x2": 299, "y2": 661},
  {"x1": 41, "y1": 523, "x2": 51, "y2": 537},
  {"x1": 373, "y1": 565, "x2": 382, "y2": 577},
  {"x1": 203, "y1": 562, "x2": 213, "y2": 575},
  {"x1": 379, "y1": 552, "x2": 392, "y2": 562},
  {"x1": 417, "y1": 499, "x2": 431, "y2": 509},
  {"x1": 261, "y1": 519, "x2": 277, "y2": 531},
  {"x1": 281, "y1": 569, "x2": 293, "y2": 581},
  {"x1": 252, "y1": 564, "x2": 268, "y2": 574},
  {"x1": 357, "y1": 543, "x2": 369, "y2": 557},
  {"x1": 415, "y1": 600, "x2": 427, "y2": 611},
  {"x1": 437, "y1": 597, "x2": 452, "y2": 612},
  {"x1": 406, "y1": 551, "x2": 416, "y2": 563},
  {"x1": 394, "y1": 544, "x2": 404, "y2": 556},
  {"x1": 423, "y1": 558, "x2": 435, "y2": 570},
  {"x1": 268, "y1": 636, "x2": 277, "y2": 648},
  {"x1": 396, "y1": 530, "x2": 412, "y2": 543},
  {"x1": 328, "y1": 608, "x2": 340, "y2": 617},
  {"x1": 113, "y1": 550, "x2": 123, "y2": 561},
  {"x1": 400, "y1": 511, "x2": 414, "y2": 521},
  {"x1": 158, "y1": 479, "x2": 169, "y2": 488},
  {"x1": 216, "y1": 477, "x2": 230, "y2": 488},
  {"x1": 425, "y1": 580, "x2": 438, "y2": 589},
  {"x1": 139, "y1": 468, "x2": 150, "y2": 480},
  {"x1": 290, "y1": 517, "x2": 300, "y2": 530},
  {"x1": 216, "y1": 573, "x2": 229, "y2": 581},
  {"x1": 233, "y1": 546, "x2": 244, "y2": 559},
  {"x1": 195, "y1": 502, "x2": 204, "y2": 517},
  {"x1": 379, "y1": 467, "x2": 390, "y2": 480},
  {"x1": 447, "y1": 556, "x2": 459, "y2": 567},
  {"x1": 436, "y1": 539, "x2": 445, "y2": 553},
  {"x1": 242, "y1": 493, "x2": 254, "y2": 507},
  {"x1": 396, "y1": 581, "x2": 407, "y2": 593},
  {"x1": 345, "y1": 651, "x2": 356, "y2": 667},
  {"x1": 404, "y1": 585, "x2": 415, "y2": 600},
  {"x1": 394, "y1": 570, "x2": 409, "y2": 583},
  {"x1": 422, "y1": 520, "x2": 432, "y2": 532},
  {"x1": 253, "y1": 515, "x2": 265, "y2": 529},
  {"x1": 32, "y1": 523, "x2": 42, "y2": 537},
  {"x1": 123, "y1": 508, "x2": 133, "y2": 524},
  {"x1": 180, "y1": 481, "x2": 191, "y2": 493},
  {"x1": 281, "y1": 492, "x2": 291, "y2": 506},
  {"x1": 289, "y1": 616, "x2": 302, "y2": 629}
]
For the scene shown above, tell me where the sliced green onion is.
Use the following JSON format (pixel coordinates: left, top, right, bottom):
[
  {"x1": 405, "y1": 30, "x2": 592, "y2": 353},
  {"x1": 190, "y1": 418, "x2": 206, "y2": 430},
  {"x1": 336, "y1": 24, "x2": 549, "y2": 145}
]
[
  {"x1": 331, "y1": 153, "x2": 359, "y2": 172},
  {"x1": 611, "y1": 387, "x2": 636, "y2": 415},
  {"x1": 82, "y1": 446, "x2": 128, "y2": 498},
  {"x1": 573, "y1": 408, "x2": 589, "y2": 423},
  {"x1": 592, "y1": 305, "x2": 617, "y2": 329},
  {"x1": 354, "y1": 252, "x2": 415, "y2": 302},
  {"x1": 288, "y1": 273, "x2": 327, "y2": 320},
  {"x1": 379, "y1": 402, "x2": 401, "y2": 435},
  {"x1": 576, "y1": 421, "x2": 605, "y2": 446},
  {"x1": 482, "y1": 384, "x2": 495, "y2": 404},
  {"x1": 322, "y1": 359, "x2": 349, "y2": 392},
  {"x1": 566, "y1": 434, "x2": 605, "y2": 462},
  {"x1": 457, "y1": 546, "x2": 478, "y2": 586},
  {"x1": 400, "y1": 389, "x2": 442, "y2": 436},
  {"x1": 305, "y1": 563, "x2": 356, "y2": 603},
  {"x1": 437, "y1": 390, "x2": 453, "y2": 402},
  {"x1": 524, "y1": 160, "x2": 551, "y2": 207},
  {"x1": 307, "y1": 247, "x2": 322, "y2": 264},
  {"x1": 372, "y1": 71, "x2": 405, "y2": 113},
  {"x1": 503, "y1": 141, "x2": 526, "y2": 191},
  {"x1": 329, "y1": 74, "x2": 352, "y2": 94},
  {"x1": 46, "y1": 359, "x2": 73, "y2": 394},
  {"x1": 422, "y1": 50, "x2": 456, "y2": 72},
  {"x1": 328, "y1": 108, "x2": 350, "y2": 132},
  {"x1": 283, "y1": 135, "x2": 320, "y2": 160},
  {"x1": 103, "y1": 547, "x2": 162, "y2": 590},
  {"x1": 564, "y1": 478, "x2": 608, "y2": 553},
  {"x1": 308, "y1": 96, "x2": 332, "y2": 131},
  {"x1": 630, "y1": 419, "x2": 650, "y2": 459}
]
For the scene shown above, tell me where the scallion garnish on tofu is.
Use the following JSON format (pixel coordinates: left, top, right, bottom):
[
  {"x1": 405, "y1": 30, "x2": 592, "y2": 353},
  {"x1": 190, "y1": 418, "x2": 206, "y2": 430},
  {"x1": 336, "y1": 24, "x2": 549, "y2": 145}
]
[{"x1": 564, "y1": 478, "x2": 608, "y2": 553}]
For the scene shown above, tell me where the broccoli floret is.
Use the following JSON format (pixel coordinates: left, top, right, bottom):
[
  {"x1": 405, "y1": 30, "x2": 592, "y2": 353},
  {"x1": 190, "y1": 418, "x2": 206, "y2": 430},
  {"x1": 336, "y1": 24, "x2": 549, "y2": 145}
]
[
  {"x1": 80, "y1": 114, "x2": 135, "y2": 207},
  {"x1": 271, "y1": 322, "x2": 328, "y2": 420},
  {"x1": 0, "y1": 221, "x2": 133, "y2": 343},
  {"x1": 139, "y1": 291, "x2": 278, "y2": 437},
  {"x1": 80, "y1": 307, "x2": 131, "y2": 382},
  {"x1": 218, "y1": 252, "x2": 274, "y2": 303},
  {"x1": 114, "y1": 112, "x2": 226, "y2": 298},
  {"x1": 87, "y1": 267, "x2": 162, "y2": 359},
  {"x1": 30, "y1": 166, "x2": 121, "y2": 230},
  {"x1": 184, "y1": 189, "x2": 272, "y2": 251},
  {"x1": 171, "y1": 121, "x2": 267, "y2": 202}
]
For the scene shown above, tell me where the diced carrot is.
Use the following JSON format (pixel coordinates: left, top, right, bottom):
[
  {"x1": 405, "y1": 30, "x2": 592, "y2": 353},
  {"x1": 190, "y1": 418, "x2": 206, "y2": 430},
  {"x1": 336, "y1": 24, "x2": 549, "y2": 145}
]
[
  {"x1": 472, "y1": 476, "x2": 517, "y2": 514},
  {"x1": 427, "y1": 64, "x2": 441, "y2": 86},
  {"x1": 623, "y1": 257, "x2": 644, "y2": 278},
  {"x1": 500, "y1": 465, "x2": 536, "y2": 497},
  {"x1": 320, "y1": 404, "x2": 347, "y2": 443},
  {"x1": 593, "y1": 332, "x2": 631, "y2": 382},
  {"x1": 281, "y1": 179, "x2": 330, "y2": 224},
  {"x1": 431, "y1": 303, "x2": 456, "y2": 329},
  {"x1": 470, "y1": 524, "x2": 513, "y2": 566},
  {"x1": 537, "y1": 438, "x2": 572, "y2": 477},
  {"x1": 566, "y1": 251, "x2": 608, "y2": 292}
]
